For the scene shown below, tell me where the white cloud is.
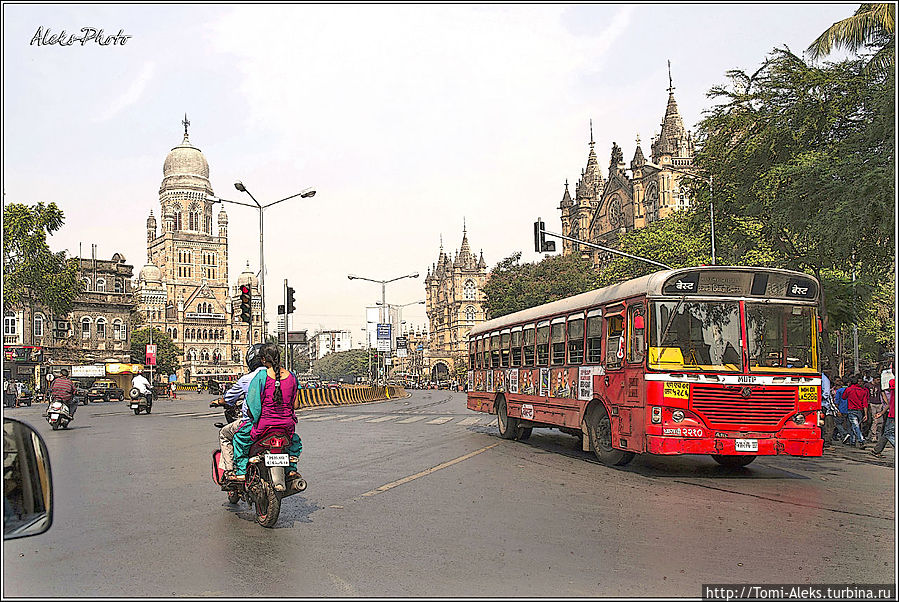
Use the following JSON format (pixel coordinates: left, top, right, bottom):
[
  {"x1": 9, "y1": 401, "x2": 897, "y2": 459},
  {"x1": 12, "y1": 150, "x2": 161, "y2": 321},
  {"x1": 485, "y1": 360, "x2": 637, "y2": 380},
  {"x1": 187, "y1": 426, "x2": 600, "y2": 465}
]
[{"x1": 94, "y1": 60, "x2": 156, "y2": 122}]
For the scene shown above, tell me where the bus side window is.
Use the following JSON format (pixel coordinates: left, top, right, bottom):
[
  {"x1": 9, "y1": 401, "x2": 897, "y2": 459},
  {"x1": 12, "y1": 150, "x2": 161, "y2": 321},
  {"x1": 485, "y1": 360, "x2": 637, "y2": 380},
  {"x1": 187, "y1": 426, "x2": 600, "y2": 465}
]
[
  {"x1": 567, "y1": 316, "x2": 584, "y2": 364},
  {"x1": 523, "y1": 326, "x2": 536, "y2": 366},
  {"x1": 551, "y1": 321, "x2": 565, "y2": 365},
  {"x1": 480, "y1": 338, "x2": 488, "y2": 369},
  {"x1": 490, "y1": 334, "x2": 500, "y2": 368},
  {"x1": 470, "y1": 341, "x2": 476, "y2": 369},
  {"x1": 586, "y1": 314, "x2": 602, "y2": 363},
  {"x1": 536, "y1": 323, "x2": 550, "y2": 366},
  {"x1": 628, "y1": 304, "x2": 646, "y2": 364},
  {"x1": 606, "y1": 314, "x2": 625, "y2": 370},
  {"x1": 500, "y1": 331, "x2": 511, "y2": 367},
  {"x1": 510, "y1": 330, "x2": 522, "y2": 367}
]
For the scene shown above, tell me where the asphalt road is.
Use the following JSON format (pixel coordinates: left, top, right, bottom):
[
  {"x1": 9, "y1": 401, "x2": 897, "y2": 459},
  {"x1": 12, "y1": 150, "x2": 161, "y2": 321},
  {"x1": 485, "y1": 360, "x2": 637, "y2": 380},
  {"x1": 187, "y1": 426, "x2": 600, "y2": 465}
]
[{"x1": 3, "y1": 390, "x2": 895, "y2": 597}]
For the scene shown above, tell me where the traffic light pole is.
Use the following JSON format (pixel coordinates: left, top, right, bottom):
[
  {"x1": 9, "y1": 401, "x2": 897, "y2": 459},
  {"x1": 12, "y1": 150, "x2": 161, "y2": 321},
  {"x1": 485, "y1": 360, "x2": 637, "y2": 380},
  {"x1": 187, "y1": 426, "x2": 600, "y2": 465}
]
[{"x1": 536, "y1": 221, "x2": 672, "y2": 270}]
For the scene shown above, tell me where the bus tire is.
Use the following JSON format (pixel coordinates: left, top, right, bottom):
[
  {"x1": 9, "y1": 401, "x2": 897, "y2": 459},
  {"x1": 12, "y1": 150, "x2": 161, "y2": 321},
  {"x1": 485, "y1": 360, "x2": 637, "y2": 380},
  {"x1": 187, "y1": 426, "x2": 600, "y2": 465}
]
[
  {"x1": 496, "y1": 396, "x2": 518, "y2": 440},
  {"x1": 516, "y1": 427, "x2": 532, "y2": 441},
  {"x1": 586, "y1": 404, "x2": 634, "y2": 466},
  {"x1": 711, "y1": 455, "x2": 756, "y2": 468}
]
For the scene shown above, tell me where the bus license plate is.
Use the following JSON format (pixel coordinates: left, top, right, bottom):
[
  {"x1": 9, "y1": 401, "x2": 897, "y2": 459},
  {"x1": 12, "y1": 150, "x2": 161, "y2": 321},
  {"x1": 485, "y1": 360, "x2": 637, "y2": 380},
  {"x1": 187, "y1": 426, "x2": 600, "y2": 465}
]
[
  {"x1": 265, "y1": 454, "x2": 289, "y2": 467},
  {"x1": 735, "y1": 439, "x2": 758, "y2": 452}
]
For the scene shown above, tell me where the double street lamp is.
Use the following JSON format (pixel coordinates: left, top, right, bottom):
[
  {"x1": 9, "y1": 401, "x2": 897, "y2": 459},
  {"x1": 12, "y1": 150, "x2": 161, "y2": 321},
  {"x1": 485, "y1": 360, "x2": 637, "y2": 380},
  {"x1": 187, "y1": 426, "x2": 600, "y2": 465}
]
[
  {"x1": 207, "y1": 182, "x2": 316, "y2": 341},
  {"x1": 347, "y1": 272, "x2": 419, "y2": 384}
]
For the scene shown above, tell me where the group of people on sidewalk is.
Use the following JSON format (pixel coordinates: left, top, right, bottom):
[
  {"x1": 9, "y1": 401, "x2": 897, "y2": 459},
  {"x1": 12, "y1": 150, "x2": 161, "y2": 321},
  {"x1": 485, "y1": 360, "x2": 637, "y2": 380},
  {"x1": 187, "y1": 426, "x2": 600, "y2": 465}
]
[{"x1": 821, "y1": 360, "x2": 894, "y2": 458}]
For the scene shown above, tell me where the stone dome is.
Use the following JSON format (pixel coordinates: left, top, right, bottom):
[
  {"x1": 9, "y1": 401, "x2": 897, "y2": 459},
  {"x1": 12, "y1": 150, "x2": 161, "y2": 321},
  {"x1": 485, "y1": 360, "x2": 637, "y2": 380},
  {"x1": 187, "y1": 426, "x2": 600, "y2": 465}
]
[
  {"x1": 163, "y1": 134, "x2": 209, "y2": 180},
  {"x1": 139, "y1": 262, "x2": 162, "y2": 284},
  {"x1": 237, "y1": 262, "x2": 257, "y2": 288}
]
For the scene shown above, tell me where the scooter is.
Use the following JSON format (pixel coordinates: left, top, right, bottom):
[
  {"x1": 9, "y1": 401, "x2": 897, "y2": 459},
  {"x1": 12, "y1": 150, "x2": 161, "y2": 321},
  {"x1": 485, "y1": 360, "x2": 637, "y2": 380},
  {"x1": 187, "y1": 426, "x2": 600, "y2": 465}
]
[
  {"x1": 210, "y1": 408, "x2": 306, "y2": 528},
  {"x1": 129, "y1": 388, "x2": 153, "y2": 415},
  {"x1": 46, "y1": 399, "x2": 73, "y2": 430}
]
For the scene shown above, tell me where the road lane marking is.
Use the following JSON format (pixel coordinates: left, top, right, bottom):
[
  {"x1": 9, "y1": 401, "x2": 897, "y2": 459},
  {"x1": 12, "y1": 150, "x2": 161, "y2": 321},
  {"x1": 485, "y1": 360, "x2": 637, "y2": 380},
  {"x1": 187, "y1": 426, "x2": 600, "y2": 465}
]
[
  {"x1": 361, "y1": 443, "x2": 500, "y2": 498},
  {"x1": 396, "y1": 416, "x2": 427, "y2": 424},
  {"x1": 458, "y1": 417, "x2": 481, "y2": 426},
  {"x1": 339, "y1": 415, "x2": 369, "y2": 422},
  {"x1": 304, "y1": 415, "x2": 348, "y2": 422},
  {"x1": 486, "y1": 419, "x2": 497, "y2": 427},
  {"x1": 366, "y1": 416, "x2": 397, "y2": 423},
  {"x1": 425, "y1": 416, "x2": 453, "y2": 425}
]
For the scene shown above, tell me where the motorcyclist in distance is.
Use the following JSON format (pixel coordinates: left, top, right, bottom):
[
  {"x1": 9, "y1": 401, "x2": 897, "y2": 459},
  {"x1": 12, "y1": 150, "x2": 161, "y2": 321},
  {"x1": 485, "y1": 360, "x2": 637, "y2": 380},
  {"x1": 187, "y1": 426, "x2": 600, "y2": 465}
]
[
  {"x1": 131, "y1": 371, "x2": 153, "y2": 408},
  {"x1": 211, "y1": 344, "x2": 267, "y2": 478}
]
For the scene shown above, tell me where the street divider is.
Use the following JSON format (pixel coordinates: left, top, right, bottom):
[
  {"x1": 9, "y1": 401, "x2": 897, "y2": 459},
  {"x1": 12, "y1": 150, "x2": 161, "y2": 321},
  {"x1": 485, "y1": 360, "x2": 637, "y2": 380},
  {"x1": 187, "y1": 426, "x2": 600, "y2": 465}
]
[{"x1": 295, "y1": 385, "x2": 408, "y2": 409}]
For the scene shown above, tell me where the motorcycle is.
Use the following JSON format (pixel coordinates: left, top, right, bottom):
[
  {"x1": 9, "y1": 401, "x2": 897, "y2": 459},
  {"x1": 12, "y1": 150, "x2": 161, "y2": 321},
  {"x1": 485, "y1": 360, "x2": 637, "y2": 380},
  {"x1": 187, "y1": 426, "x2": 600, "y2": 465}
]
[
  {"x1": 129, "y1": 388, "x2": 153, "y2": 415},
  {"x1": 209, "y1": 405, "x2": 306, "y2": 528},
  {"x1": 46, "y1": 399, "x2": 73, "y2": 430}
]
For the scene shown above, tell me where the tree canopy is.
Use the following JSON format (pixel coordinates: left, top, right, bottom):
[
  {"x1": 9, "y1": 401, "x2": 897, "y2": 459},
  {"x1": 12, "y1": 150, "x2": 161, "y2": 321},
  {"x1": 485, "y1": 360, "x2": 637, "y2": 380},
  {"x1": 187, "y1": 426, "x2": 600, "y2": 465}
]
[
  {"x1": 312, "y1": 349, "x2": 374, "y2": 381},
  {"x1": 3, "y1": 202, "x2": 83, "y2": 317},
  {"x1": 130, "y1": 328, "x2": 182, "y2": 376}
]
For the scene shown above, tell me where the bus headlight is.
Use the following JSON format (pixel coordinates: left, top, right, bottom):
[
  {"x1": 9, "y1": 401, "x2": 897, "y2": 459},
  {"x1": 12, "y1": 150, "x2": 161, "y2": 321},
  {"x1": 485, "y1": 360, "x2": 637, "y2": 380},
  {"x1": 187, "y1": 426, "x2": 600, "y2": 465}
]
[
  {"x1": 671, "y1": 410, "x2": 685, "y2": 423},
  {"x1": 792, "y1": 413, "x2": 806, "y2": 425},
  {"x1": 651, "y1": 407, "x2": 662, "y2": 424}
]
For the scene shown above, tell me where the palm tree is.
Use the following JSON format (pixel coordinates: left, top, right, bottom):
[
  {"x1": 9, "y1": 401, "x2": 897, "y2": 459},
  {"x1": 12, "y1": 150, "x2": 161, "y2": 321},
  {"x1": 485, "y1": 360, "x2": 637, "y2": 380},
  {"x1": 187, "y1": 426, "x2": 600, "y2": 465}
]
[{"x1": 807, "y1": 3, "x2": 894, "y2": 75}]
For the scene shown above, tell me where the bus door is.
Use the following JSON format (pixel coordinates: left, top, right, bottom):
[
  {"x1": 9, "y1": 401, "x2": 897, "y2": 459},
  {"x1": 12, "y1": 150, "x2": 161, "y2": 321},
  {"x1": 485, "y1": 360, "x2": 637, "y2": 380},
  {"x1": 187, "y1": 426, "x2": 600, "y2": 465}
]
[
  {"x1": 623, "y1": 301, "x2": 648, "y2": 447},
  {"x1": 595, "y1": 305, "x2": 630, "y2": 438}
]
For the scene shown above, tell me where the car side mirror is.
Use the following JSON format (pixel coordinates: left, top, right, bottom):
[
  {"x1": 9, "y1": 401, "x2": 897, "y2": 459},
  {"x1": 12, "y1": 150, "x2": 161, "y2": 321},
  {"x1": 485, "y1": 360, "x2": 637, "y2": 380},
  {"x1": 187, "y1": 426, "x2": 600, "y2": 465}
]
[{"x1": 3, "y1": 418, "x2": 53, "y2": 540}]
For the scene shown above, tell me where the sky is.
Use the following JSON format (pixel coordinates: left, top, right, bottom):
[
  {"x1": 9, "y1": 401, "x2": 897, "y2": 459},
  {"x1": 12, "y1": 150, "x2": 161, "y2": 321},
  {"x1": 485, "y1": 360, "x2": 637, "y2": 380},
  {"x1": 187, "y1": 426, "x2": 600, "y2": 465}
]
[{"x1": 2, "y1": 3, "x2": 859, "y2": 341}]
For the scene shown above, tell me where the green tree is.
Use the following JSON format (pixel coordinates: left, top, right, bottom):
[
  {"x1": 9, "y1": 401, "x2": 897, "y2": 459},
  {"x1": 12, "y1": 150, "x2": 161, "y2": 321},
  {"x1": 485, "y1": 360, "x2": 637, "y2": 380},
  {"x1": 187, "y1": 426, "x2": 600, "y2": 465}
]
[
  {"x1": 807, "y1": 3, "x2": 894, "y2": 75},
  {"x1": 695, "y1": 46, "x2": 894, "y2": 369},
  {"x1": 312, "y1": 349, "x2": 372, "y2": 381},
  {"x1": 130, "y1": 328, "x2": 182, "y2": 376},
  {"x1": 483, "y1": 252, "x2": 603, "y2": 318},
  {"x1": 2, "y1": 203, "x2": 83, "y2": 327}
]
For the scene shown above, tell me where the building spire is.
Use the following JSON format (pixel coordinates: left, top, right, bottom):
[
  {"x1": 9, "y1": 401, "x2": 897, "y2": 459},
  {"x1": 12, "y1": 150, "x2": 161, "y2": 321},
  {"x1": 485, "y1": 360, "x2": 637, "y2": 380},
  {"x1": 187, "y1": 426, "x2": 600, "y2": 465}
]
[
  {"x1": 667, "y1": 60, "x2": 674, "y2": 94},
  {"x1": 182, "y1": 113, "x2": 191, "y2": 142},
  {"x1": 589, "y1": 119, "x2": 594, "y2": 148}
]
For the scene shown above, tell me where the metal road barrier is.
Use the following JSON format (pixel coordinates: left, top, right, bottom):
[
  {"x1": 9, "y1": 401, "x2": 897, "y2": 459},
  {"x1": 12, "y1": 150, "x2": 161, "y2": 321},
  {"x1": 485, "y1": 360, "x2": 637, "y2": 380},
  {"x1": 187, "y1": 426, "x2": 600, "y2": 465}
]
[{"x1": 295, "y1": 385, "x2": 408, "y2": 409}]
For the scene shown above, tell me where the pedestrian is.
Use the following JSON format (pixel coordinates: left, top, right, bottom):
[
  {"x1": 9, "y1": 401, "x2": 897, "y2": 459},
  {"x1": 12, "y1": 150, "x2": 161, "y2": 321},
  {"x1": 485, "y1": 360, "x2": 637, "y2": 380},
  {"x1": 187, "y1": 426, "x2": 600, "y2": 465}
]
[
  {"x1": 881, "y1": 357, "x2": 894, "y2": 404},
  {"x1": 833, "y1": 378, "x2": 851, "y2": 443},
  {"x1": 872, "y1": 378, "x2": 894, "y2": 457},
  {"x1": 170, "y1": 380, "x2": 177, "y2": 400},
  {"x1": 821, "y1": 371, "x2": 837, "y2": 448},
  {"x1": 14, "y1": 381, "x2": 24, "y2": 407},
  {"x1": 868, "y1": 378, "x2": 885, "y2": 444},
  {"x1": 844, "y1": 374, "x2": 870, "y2": 449}
]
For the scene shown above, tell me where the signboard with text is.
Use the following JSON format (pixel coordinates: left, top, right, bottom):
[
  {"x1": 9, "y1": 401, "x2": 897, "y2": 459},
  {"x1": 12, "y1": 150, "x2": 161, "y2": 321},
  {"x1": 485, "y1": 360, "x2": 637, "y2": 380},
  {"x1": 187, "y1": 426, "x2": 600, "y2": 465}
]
[
  {"x1": 377, "y1": 323, "x2": 391, "y2": 352},
  {"x1": 145, "y1": 344, "x2": 157, "y2": 366}
]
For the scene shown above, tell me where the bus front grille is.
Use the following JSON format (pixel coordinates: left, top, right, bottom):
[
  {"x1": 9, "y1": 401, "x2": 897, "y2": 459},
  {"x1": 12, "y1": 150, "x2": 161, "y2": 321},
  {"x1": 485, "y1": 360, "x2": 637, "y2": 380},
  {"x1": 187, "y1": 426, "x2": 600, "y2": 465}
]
[{"x1": 690, "y1": 385, "x2": 796, "y2": 428}]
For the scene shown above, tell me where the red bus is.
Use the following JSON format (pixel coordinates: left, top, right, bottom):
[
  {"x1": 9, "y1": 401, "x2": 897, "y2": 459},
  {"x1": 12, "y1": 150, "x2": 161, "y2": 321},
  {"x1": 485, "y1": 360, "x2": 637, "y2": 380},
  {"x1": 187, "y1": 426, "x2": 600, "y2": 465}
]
[{"x1": 466, "y1": 266, "x2": 823, "y2": 468}]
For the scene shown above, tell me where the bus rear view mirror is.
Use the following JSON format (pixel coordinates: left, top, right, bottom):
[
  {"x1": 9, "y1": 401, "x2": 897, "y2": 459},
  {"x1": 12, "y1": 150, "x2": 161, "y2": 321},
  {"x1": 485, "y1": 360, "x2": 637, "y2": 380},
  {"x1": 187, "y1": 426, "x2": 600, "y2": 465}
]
[{"x1": 3, "y1": 418, "x2": 53, "y2": 540}]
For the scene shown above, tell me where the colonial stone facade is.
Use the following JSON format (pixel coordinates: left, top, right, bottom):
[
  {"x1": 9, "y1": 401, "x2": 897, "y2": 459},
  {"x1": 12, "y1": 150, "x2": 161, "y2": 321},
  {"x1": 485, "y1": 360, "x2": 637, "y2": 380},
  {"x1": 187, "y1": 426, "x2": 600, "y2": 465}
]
[
  {"x1": 560, "y1": 68, "x2": 697, "y2": 265},
  {"x1": 424, "y1": 227, "x2": 488, "y2": 381},
  {"x1": 3, "y1": 251, "x2": 135, "y2": 386},
  {"x1": 135, "y1": 118, "x2": 262, "y2": 382}
]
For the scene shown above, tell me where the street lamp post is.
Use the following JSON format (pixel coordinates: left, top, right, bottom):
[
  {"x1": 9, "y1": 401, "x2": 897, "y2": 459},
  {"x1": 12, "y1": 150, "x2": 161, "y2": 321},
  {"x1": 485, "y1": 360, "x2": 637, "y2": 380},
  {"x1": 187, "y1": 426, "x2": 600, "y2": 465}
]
[
  {"x1": 348, "y1": 272, "x2": 419, "y2": 385},
  {"x1": 377, "y1": 300, "x2": 424, "y2": 385},
  {"x1": 666, "y1": 167, "x2": 715, "y2": 265},
  {"x1": 207, "y1": 183, "x2": 316, "y2": 340}
]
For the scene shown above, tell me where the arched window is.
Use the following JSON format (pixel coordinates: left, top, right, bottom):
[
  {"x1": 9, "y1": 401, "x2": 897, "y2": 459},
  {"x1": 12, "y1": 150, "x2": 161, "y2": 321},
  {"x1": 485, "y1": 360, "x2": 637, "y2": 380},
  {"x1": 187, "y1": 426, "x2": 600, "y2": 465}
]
[
  {"x1": 465, "y1": 306, "x2": 476, "y2": 322},
  {"x1": 206, "y1": 215, "x2": 212, "y2": 234},
  {"x1": 202, "y1": 329, "x2": 208, "y2": 340},
  {"x1": 82, "y1": 277, "x2": 91, "y2": 291},
  {"x1": 463, "y1": 280, "x2": 476, "y2": 300},
  {"x1": 33, "y1": 313, "x2": 45, "y2": 338},
  {"x1": 172, "y1": 203, "x2": 183, "y2": 230},
  {"x1": 96, "y1": 278, "x2": 106, "y2": 292},
  {"x1": 114, "y1": 279, "x2": 124, "y2": 293},
  {"x1": 233, "y1": 349, "x2": 242, "y2": 364},
  {"x1": 81, "y1": 317, "x2": 92, "y2": 339},
  {"x1": 202, "y1": 349, "x2": 209, "y2": 362},
  {"x1": 189, "y1": 203, "x2": 200, "y2": 231},
  {"x1": 234, "y1": 330, "x2": 240, "y2": 342},
  {"x1": 4, "y1": 312, "x2": 17, "y2": 337},
  {"x1": 113, "y1": 320, "x2": 123, "y2": 341},
  {"x1": 96, "y1": 318, "x2": 107, "y2": 339},
  {"x1": 172, "y1": 328, "x2": 177, "y2": 340}
]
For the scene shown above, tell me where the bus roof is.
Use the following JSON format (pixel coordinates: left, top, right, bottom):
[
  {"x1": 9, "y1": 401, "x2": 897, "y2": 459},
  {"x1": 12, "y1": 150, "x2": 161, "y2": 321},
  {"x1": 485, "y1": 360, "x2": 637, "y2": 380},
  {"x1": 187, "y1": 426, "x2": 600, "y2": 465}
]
[{"x1": 469, "y1": 266, "x2": 819, "y2": 338}]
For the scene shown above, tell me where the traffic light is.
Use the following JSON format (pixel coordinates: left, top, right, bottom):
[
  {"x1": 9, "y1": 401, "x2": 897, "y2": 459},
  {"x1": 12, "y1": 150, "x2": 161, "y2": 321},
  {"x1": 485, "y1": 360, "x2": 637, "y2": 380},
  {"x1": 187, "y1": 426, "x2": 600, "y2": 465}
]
[
  {"x1": 239, "y1": 284, "x2": 252, "y2": 325},
  {"x1": 286, "y1": 286, "x2": 296, "y2": 314},
  {"x1": 533, "y1": 218, "x2": 556, "y2": 253}
]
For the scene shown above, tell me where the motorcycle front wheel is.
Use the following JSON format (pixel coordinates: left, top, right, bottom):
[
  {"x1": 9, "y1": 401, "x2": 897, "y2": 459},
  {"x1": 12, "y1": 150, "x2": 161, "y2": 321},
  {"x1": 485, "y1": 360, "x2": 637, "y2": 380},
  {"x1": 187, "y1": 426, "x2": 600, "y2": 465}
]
[{"x1": 254, "y1": 480, "x2": 280, "y2": 528}]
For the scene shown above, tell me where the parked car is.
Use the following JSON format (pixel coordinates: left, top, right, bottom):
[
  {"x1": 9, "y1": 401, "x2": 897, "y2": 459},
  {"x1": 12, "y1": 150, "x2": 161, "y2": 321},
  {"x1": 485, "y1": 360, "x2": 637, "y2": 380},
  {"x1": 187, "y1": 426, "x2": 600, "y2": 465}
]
[
  {"x1": 74, "y1": 386, "x2": 89, "y2": 405},
  {"x1": 87, "y1": 379, "x2": 125, "y2": 403}
]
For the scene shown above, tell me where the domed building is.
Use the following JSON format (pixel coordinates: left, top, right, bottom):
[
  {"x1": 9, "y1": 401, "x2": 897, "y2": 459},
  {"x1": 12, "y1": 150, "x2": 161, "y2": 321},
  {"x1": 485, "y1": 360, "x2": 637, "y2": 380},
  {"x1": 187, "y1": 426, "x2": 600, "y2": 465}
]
[{"x1": 135, "y1": 116, "x2": 262, "y2": 383}]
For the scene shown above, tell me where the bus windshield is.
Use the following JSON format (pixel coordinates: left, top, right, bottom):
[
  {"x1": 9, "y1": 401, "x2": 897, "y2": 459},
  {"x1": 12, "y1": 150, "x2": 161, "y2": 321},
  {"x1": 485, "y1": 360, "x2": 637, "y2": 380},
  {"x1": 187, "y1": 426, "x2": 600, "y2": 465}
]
[
  {"x1": 649, "y1": 301, "x2": 742, "y2": 372},
  {"x1": 746, "y1": 303, "x2": 817, "y2": 373}
]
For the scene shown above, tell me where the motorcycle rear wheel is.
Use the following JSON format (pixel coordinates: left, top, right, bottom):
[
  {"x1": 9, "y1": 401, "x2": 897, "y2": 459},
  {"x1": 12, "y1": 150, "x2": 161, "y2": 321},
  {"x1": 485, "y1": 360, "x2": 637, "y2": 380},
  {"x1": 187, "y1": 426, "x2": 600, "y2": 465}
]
[
  {"x1": 227, "y1": 490, "x2": 241, "y2": 504},
  {"x1": 134, "y1": 408, "x2": 141, "y2": 415},
  {"x1": 254, "y1": 481, "x2": 280, "y2": 528},
  {"x1": 51, "y1": 422, "x2": 59, "y2": 431}
]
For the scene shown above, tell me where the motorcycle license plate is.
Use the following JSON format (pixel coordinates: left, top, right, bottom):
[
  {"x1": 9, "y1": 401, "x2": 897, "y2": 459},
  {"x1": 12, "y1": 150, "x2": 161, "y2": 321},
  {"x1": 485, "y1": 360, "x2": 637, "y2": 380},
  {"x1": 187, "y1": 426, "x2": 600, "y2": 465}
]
[
  {"x1": 50, "y1": 413, "x2": 59, "y2": 420},
  {"x1": 735, "y1": 439, "x2": 758, "y2": 452},
  {"x1": 265, "y1": 454, "x2": 289, "y2": 467},
  {"x1": 130, "y1": 404, "x2": 139, "y2": 409}
]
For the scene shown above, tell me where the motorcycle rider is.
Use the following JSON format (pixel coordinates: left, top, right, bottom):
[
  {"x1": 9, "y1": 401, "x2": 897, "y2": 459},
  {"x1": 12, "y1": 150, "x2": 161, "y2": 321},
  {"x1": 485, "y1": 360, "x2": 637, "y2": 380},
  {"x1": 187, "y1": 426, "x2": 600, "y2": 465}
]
[
  {"x1": 131, "y1": 371, "x2": 153, "y2": 409},
  {"x1": 230, "y1": 342, "x2": 303, "y2": 483},
  {"x1": 47, "y1": 369, "x2": 77, "y2": 417},
  {"x1": 211, "y1": 343, "x2": 267, "y2": 477}
]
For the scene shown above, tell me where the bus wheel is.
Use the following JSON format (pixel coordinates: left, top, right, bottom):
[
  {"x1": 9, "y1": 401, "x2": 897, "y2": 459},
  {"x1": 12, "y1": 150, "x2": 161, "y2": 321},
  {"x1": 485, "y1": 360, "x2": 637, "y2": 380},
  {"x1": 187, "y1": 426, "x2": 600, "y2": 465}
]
[
  {"x1": 516, "y1": 427, "x2": 532, "y2": 441},
  {"x1": 496, "y1": 397, "x2": 518, "y2": 440},
  {"x1": 586, "y1": 405, "x2": 634, "y2": 466},
  {"x1": 711, "y1": 455, "x2": 756, "y2": 468}
]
